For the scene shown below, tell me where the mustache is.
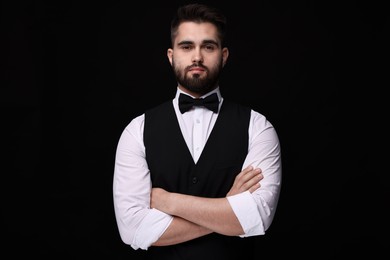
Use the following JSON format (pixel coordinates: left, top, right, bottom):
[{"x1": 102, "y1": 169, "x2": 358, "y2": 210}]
[{"x1": 186, "y1": 63, "x2": 208, "y2": 71}]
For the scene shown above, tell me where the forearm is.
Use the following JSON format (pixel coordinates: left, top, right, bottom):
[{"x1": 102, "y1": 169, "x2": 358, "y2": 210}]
[
  {"x1": 152, "y1": 216, "x2": 212, "y2": 246},
  {"x1": 158, "y1": 191, "x2": 244, "y2": 236}
]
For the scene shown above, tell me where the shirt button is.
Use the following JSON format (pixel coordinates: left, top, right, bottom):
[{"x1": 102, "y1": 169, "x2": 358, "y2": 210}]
[{"x1": 192, "y1": 177, "x2": 198, "y2": 184}]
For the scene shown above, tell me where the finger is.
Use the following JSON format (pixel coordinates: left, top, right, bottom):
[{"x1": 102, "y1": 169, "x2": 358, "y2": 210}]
[
  {"x1": 236, "y1": 168, "x2": 262, "y2": 187},
  {"x1": 242, "y1": 173, "x2": 262, "y2": 190},
  {"x1": 235, "y1": 166, "x2": 254, "y2": 179},
  {"x1": 249, "y1": 182, "x2": 261, "y2": 193},
  {"x1": 231, "y1": 166, "x2": 253, "y2": 187}
]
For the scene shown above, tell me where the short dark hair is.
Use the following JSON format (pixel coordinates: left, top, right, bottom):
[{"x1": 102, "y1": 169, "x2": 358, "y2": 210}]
[{"x1": 170, "y1": 3, "x2": 227, "y2": 47}]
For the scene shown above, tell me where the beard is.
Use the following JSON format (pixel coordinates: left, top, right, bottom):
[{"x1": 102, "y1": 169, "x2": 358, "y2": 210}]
[{"x1": 172, "y1": 58, "x2": 223, "y2": 95}]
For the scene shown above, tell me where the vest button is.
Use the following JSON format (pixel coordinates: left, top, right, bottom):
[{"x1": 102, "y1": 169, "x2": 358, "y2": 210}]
[{"x1": 192, "y1": 177, "x2": 198, "y2": 184}]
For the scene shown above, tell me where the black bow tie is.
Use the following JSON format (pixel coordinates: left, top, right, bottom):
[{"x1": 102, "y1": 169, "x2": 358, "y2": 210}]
[{"x1": 178, "y1": 93, "x2": 219, "y2": 114}]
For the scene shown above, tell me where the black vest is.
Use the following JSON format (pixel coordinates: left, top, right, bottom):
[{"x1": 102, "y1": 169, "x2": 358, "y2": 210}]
[{"x1": 144, "y1": 100, "x2": 255, "y2": 260}]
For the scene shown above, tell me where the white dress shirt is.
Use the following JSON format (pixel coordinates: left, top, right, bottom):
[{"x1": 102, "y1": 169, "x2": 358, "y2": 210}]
[{"x1": 113, "y1": 87, "x2": 282, "y2": 250}]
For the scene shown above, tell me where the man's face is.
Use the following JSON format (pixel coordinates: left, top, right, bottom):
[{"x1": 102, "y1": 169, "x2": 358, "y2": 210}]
[{"x1": 167, "y1": 22, "x2": 229, "y2": 96}]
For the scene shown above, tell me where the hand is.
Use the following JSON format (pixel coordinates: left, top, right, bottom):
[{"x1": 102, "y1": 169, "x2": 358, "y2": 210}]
[
  {"x1": 150, "y1": 187, "x2": 170, "y2": 211},
  {"x1": 226, "y1": 166, "x2": 263, "y2": 197}
]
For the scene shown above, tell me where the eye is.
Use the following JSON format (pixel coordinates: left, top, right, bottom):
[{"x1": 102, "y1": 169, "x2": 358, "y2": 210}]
[
  {"x1": 204, "y1": 44, "x2": 216, "y2": 52},
  {"x1": 180, "y1": 44, "x2": 193, "y2": 51}
]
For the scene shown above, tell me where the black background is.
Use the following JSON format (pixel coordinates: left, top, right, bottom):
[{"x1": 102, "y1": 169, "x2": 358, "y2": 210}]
[{"x1": 2, "y1": 0, "x2": 388, "y2": 259}]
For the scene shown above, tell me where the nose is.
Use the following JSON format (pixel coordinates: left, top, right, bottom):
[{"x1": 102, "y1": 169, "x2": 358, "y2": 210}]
[{"x1": 192, "y1": 48, "x2": 203, "y2": 63}]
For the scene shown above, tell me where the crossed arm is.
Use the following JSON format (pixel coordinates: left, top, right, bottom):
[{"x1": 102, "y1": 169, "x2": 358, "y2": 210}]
[{"x1": 150, "y1": 166, "x2": 263, "y2": 246}]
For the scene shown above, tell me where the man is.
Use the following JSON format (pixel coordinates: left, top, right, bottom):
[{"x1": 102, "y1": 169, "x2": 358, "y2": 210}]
[{"x1": 113, "y1": 3, "x2": 282, "y2": 260}]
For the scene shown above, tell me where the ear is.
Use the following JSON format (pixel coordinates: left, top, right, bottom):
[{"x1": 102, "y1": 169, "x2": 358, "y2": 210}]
[
  {"x1": 167, "y1": 48, "x2": 173, "y2": 65},
  {"x1": 222, "y1": 47, "x2": 229, "y2": 67}
]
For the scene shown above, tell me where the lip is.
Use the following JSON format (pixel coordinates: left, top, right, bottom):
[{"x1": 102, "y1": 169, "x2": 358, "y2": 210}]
[{"x1": 189, "y1": 67, "x2": 205, "y2": 73}]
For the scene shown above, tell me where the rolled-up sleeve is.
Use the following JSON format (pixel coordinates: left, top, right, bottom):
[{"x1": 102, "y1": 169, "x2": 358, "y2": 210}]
[
  {"x1": 113, "y1": 115, "x2": 173, "y2": 250},
  {"x1": 227, "y1": 110, "x2": 282, "y2": 237}
]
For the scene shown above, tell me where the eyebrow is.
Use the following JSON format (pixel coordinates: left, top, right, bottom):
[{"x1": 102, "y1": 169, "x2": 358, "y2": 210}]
[
  {"x1": 177, "y1": 39, "x2": 219, "y2": 47},
  {"x1": 177, "y1": 40, "x2": 194, "y2": 46}
]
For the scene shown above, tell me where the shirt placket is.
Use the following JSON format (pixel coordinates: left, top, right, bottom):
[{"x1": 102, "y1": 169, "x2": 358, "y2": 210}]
[{"x1": 192, "y1": 108, "x2": 204, "y2": 163}]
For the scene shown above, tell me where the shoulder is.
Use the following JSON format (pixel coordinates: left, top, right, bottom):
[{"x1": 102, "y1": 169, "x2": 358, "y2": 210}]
[
  {"x1": 250, "y1": 109, "x2": 269, "y2": 126},
  {"x1": 249, "y1": 109, "x2": 279, "y2": 140},
  {"x1": 122, "y1": 113, "x2": 145, "y2": 136}
]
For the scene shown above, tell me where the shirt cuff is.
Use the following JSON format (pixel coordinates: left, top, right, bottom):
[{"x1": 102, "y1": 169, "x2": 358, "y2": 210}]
[
  {"x1": 227, "y1": 191, "x2": 265, "y2": 237},
  {"x1": 131, "y1": 208, "x2": 173, "y2": 250}
]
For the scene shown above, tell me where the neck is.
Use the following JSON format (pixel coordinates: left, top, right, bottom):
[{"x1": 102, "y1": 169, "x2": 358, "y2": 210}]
[{"x1": 178, "y1": 85, "x2": 218, "y2": 98}]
